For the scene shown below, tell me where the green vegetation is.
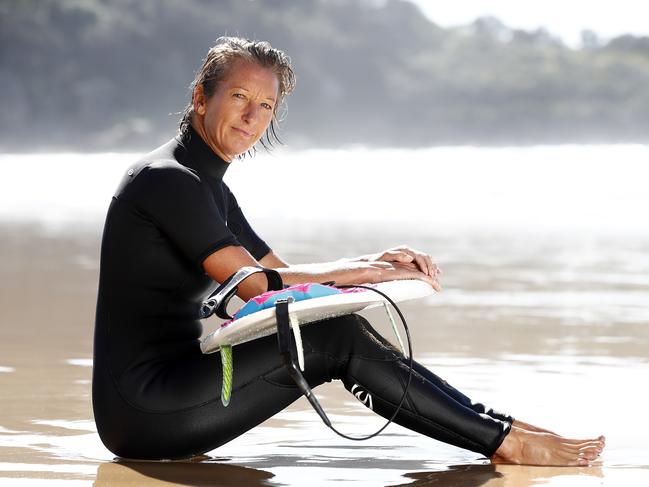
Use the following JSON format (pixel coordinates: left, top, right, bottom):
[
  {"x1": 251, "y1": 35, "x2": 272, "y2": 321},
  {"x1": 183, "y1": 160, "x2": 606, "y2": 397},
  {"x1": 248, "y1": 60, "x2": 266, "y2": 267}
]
[{"x1": 2, "y1": 0, "x2": 649, "y2": 150}]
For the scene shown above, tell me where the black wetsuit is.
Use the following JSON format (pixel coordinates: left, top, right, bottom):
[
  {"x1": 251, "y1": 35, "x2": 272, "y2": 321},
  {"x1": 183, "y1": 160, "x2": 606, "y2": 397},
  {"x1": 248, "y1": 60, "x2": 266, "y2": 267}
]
[{"x1": 93, "y1": 127, "x2": 512, "y2": 460}]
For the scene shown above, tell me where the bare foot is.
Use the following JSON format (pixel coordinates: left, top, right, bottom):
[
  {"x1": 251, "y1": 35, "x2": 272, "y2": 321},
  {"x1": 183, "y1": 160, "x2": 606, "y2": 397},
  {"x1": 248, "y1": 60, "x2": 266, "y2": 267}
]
[
  {"x1": 513, "y1": 419, "x2": 559, "y2": 436},
  {"x1": 513, "y1": 420, "x2": 606, "y2": 453},
  {"x1": 491, "y1": 426, "x2": 605, "y2": 466}
]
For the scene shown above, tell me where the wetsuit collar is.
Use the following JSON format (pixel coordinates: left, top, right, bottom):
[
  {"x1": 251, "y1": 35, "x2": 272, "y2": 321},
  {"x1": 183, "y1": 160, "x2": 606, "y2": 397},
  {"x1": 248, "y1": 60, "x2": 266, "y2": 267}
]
[{"x1": 180, "y1": 125, "x2": 230, "y2": 181}]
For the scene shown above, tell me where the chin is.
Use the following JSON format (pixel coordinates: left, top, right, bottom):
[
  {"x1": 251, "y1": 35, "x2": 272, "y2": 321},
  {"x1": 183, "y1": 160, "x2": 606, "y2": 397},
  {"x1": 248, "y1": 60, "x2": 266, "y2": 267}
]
[{"x1": 235, "y1": 144, "x2": 256, "y2": 156}]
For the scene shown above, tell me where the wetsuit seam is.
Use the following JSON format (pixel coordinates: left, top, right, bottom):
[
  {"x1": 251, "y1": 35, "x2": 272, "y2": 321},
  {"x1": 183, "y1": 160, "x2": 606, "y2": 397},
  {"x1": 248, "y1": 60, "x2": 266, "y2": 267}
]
[
  {"x1": 302, "y1": 337, "x2": 400, "y2": 366},
  {"x1": 352, "y1": 355, "x2": 402, "y2": 362},
  {"x1": 261, "y1": 367, "x2": 302, "y2": 388}
]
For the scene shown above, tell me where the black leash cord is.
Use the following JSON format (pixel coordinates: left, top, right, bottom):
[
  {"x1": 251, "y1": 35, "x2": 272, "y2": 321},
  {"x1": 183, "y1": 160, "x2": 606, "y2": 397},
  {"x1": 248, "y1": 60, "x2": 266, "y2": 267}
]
[{"x1": 322, "y1": 284, "x2": 414, "y2": 441}]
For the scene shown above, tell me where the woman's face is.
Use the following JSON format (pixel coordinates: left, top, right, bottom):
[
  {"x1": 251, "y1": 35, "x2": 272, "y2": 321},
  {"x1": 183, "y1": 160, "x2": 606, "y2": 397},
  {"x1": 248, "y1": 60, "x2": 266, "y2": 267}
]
[{"x1": 194, "y1": 59, "x2": 279, "y2": 161}]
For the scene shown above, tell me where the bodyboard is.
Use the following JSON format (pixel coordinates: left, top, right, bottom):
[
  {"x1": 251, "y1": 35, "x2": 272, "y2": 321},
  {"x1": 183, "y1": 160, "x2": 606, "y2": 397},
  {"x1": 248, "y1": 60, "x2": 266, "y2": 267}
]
[{"x1": 200, "y1": 279, "x2": 433, "y2": 354}]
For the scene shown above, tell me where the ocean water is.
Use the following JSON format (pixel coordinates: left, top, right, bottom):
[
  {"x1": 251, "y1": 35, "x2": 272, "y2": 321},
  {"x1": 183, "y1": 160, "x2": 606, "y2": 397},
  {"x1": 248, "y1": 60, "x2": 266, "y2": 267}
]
[
  {"x1": 2, "y1": 144, "x2": 649, "y2": 235},
  {"x1": 1, "y1": 145, "x2": 648, "y2": 486}
]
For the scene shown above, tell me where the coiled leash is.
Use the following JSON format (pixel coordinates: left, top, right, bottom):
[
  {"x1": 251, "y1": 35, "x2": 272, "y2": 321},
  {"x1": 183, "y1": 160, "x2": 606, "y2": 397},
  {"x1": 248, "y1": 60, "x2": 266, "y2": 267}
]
[{"x1": 200, "y1": 268, "x2": 414, "y2": 440}]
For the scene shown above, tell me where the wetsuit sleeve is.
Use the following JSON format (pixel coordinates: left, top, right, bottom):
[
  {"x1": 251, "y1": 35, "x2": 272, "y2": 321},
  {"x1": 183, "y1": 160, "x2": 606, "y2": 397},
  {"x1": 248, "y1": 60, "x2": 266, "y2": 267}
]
[
  {"x1": 224, "y1": 186, "x2": 271, "y2": 261},
  {"x1": 127, "y1": 164, "x2": 239, "y2": 266}
]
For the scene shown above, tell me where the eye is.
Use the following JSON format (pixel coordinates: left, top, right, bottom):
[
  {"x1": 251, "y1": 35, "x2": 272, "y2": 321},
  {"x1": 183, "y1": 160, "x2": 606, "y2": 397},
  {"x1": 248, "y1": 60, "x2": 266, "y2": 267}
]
[
  {"x1": 261, "y1": 102, "x2": 273, "y2": 110},
  {"x1": 233, "y1": 93, "x2": 246, "y2": 100}
]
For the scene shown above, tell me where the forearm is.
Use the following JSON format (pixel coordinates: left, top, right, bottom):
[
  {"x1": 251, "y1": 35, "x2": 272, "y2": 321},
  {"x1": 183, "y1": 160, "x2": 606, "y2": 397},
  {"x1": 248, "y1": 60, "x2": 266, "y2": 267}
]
[
  {"x1": 273, "y1": 261, "x2": 371, "y2": 286},
  {"x1": 259, "y1": 250, "x2": 437, "y2": 288}
]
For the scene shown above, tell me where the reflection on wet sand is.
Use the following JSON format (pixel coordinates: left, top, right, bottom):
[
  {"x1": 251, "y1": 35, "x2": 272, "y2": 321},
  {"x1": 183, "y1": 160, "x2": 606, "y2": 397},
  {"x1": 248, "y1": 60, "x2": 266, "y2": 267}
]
[
  {"x1": 397, "y1": 464, "x2": 503, "y2": 487},
  {"x1": 95, "y1": 460, "x2": 274, "y2": 487},
  {"x1": 396, "y1": 463, "x2": 604, "y2": 487},
  {"x1": 94, "y1": 462, "x2": 606, "y2": 487}
]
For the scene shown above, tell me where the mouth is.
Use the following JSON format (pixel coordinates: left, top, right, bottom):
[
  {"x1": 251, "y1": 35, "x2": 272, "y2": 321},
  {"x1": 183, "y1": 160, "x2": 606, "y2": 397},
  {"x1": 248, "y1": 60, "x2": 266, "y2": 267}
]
[{"x1": 232, "y1": 127, "x2": 254, "y2": 138}]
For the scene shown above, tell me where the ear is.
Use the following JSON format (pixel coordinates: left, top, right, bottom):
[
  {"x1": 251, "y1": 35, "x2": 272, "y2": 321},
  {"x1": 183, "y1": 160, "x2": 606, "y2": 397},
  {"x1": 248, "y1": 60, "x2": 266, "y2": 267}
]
[{"x1": 193, "y1": 84, "x2": 207, "y2": 116}]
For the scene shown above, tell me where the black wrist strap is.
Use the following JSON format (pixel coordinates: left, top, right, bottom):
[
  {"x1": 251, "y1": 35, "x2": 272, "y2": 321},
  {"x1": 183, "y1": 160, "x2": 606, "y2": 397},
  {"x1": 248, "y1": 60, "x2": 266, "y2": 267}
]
[{"x1": 199, "y1": 266, "x2": 283, "y2": 319}]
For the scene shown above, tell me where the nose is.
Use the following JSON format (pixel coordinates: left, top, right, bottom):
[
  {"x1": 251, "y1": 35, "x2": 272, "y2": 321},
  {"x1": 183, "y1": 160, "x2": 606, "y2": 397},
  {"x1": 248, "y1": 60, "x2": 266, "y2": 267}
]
[{"x1": 242, "y1": 102, "x2": 260, "y2": 124}]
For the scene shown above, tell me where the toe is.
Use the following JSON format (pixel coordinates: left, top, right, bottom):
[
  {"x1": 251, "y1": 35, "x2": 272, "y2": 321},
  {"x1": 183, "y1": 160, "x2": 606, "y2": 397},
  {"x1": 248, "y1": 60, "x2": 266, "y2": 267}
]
[{"x1": 579, "y1": 446, "x2": 600, "y2": 460}]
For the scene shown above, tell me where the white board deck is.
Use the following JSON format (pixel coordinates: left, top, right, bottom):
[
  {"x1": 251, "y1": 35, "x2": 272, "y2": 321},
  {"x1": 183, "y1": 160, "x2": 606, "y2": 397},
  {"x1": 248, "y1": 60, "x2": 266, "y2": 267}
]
[{"x1": 200, "y1": 280, "x2": 433, "y2": 354}]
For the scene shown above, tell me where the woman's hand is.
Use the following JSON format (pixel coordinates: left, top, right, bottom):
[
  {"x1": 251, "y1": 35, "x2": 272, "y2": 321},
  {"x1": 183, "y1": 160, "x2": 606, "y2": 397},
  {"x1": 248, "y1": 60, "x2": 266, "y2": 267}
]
[
  {"x1": 356, "y1": 245, "x2": 442, "y2": 286},
  {"x1": 360, "y1": 259, "x2": 442, "y2": 291}
]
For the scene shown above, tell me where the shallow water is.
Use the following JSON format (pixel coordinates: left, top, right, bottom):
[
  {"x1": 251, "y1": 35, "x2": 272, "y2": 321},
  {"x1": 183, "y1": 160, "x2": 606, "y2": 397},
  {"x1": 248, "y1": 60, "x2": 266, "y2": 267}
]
[{"x1": 1, "y1": 147, "x2": 649, "y2": 485}]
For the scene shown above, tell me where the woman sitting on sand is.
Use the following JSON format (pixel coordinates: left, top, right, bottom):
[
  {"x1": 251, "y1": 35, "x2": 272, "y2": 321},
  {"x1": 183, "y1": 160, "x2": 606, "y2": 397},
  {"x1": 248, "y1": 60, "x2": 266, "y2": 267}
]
[{"x1": 92, "y1": 36, "x2": 604, "y2": 464}]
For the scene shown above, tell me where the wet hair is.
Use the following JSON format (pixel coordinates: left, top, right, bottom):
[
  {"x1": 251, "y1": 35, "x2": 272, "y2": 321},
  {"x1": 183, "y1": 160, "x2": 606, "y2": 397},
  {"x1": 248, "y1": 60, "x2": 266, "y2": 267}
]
[{"x1": 179, "y1": 36, "x2": 296, "y2": 153}]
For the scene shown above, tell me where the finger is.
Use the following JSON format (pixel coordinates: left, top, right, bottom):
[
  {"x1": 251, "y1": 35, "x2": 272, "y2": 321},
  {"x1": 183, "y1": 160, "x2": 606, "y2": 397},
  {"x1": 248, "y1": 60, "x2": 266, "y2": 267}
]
[
  {"x1": 408, "y1": 269, "x2": 441, "y2": 291},
  {"x1": 392, "y1": 251, "x2": 413, "y2": 263},
  {"x1": 392, "y1": 262, "x2": 441, "y2": 290},
  {"x1": 422, "y1": 254, "x2": 443, "y2": 277},
  {"x1": 398, "y1": 247, "x2": 436, "y2": 277},
  {"x1": 424, "y1": 255, "x2": 435, "y2": 276},
  {"x1": 415, "y1": 252, "x2": 436, "y2": 277},
  {"x1": 378, "y1": 251, "x2": 413, "y2": 263},
  {"x1": 417, "y1": 253, "x2": 431, "y2": 276},
  {"x1": 431, "y1": 279, "x2": 442, "y2": 292},
  {"x1": 413, "y1": 254, "x2": 430, "y2": 275},
  {"x1": 409, "y1": 272, "x2": 436, "y2": 288}
]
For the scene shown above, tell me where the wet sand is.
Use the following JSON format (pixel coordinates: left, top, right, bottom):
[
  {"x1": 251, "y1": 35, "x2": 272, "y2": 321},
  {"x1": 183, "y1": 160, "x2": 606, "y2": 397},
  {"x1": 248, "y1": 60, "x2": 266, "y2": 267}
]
[{"x1": 1, "y1": 221, "x2": 648, "y2": 486}]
